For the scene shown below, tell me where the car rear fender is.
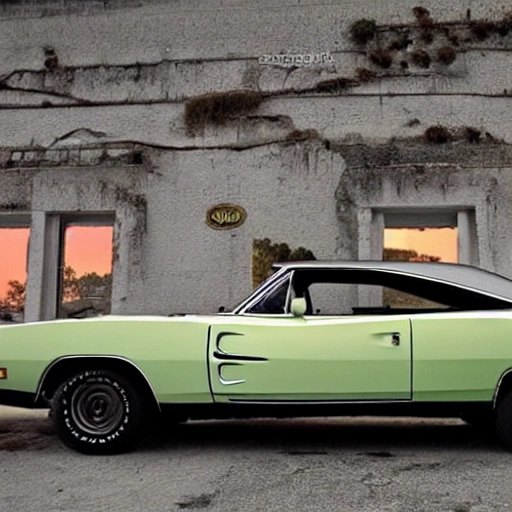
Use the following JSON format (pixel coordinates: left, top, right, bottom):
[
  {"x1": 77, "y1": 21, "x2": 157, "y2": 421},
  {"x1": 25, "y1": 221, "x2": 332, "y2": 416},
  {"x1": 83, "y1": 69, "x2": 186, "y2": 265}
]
[
  {"x1": 493, "y1": 367, "x2": 512, "y2": 408},
  {"x1": 35, "y1": 355, "x2": 160, "y2": 413}
]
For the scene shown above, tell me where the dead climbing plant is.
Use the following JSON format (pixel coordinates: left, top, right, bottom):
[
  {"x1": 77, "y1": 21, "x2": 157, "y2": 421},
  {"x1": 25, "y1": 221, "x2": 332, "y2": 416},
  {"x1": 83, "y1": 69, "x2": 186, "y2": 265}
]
[{"x1": 184, "y1": 90, "x2": 263, "y2": 135}]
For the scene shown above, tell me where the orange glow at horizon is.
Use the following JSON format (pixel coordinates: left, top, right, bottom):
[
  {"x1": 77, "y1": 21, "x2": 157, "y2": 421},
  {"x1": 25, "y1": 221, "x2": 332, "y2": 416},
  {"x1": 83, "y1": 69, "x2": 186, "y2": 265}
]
[
  {"x1": 2, "y1": 225, "x2": 457, "y2": 299},
  {"x1": 0, "y1": 228, "x2": 30, "y2": 299},
  {"x1": 63, "y1": 226, "x2": 113, "y2": 276},
  {"x1": 1, "y1": 226, "x2": 114, "y2": 299},
  {"x1": 384, "y1": 227, "x2": 458, "y2": 263}
]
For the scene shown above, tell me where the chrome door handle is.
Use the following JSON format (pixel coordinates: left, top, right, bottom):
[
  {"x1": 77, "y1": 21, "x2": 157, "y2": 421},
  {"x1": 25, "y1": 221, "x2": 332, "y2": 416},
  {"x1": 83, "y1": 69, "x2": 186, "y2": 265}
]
[{"x1": 391, "y1": 333, "x2": 400, "y2": 346}]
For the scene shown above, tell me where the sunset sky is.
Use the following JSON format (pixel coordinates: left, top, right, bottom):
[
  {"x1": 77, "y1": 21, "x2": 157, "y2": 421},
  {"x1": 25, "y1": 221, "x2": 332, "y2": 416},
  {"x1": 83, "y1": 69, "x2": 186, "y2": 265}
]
[
  {"x1": 1, "y1": 226, "x2": 458, "y2": 299},
  {"x1": 384, "y1": 227, "x2": 458, "y2": 263},
  {"x1": 0, "y1": 226, "x2": 113, "y2": 299},
  {"x1": 63, "y1": 226, "x2": 113, "y2": 276}
]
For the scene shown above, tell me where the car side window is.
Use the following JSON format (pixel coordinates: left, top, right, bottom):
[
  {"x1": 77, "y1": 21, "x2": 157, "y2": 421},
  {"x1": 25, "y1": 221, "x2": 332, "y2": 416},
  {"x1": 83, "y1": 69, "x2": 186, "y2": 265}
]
[
  {"x1": 306, "y1": 282, "x2": 447, "y2": 315},
  {"x1": 307, "y1": 282, "x2": 356, "y2": 315},
  {"x1": 292, "y1": 269, "x2": 449, "y2": 316}
]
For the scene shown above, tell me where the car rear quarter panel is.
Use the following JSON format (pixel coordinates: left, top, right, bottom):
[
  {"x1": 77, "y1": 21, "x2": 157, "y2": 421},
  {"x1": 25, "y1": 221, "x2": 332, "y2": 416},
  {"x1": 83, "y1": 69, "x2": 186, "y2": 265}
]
[
  {"x1": 0, "y1": 316, "x2": 212, "y2": 404},
  {"x1": 412, "y1": 312, "x2": 512, "y2": 401}
]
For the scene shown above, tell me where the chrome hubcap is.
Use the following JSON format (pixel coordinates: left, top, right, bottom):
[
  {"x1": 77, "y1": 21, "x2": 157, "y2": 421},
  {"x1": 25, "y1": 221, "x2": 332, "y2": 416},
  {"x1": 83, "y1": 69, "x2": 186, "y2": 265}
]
[{"x1": 70, "y1": 383, "x2": 124, "y2": 435}]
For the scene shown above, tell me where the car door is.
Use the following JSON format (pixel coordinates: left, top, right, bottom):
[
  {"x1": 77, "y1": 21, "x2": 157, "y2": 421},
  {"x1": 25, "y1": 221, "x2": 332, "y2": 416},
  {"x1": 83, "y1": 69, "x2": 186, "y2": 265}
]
[{"x1": 208, "y1": 315, "x2": 411, "y2": 403}]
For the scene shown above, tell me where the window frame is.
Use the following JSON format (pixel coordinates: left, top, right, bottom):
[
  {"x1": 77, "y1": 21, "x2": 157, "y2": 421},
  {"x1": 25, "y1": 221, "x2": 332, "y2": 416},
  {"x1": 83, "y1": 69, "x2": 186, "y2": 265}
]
[
  {"x1": 0, "y1": 214, "x2": 31, "y2": 322},
  {"x1": 56, "y1": 213, "x2": 115, "y2": 320},
  {"x1": 236, "y1": 269, "x2": 295, "y2": 316}
]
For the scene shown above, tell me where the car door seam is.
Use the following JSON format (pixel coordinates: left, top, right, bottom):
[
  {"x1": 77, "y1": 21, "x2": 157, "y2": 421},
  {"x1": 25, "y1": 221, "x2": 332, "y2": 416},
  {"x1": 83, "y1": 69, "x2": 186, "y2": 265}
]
[
  {"x1": 206, "y1": 325, "x2": 216, "y2": 403},
  {"x1": 409, "y1": 318, "x2": 414, "y2": 402}
]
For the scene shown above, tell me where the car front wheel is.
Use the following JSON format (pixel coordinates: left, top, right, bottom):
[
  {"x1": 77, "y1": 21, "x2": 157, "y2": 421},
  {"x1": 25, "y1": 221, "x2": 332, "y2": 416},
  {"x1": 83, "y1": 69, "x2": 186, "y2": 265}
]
[{"x1": 52, "y1": 369, "x2": 144, "y2": 454}]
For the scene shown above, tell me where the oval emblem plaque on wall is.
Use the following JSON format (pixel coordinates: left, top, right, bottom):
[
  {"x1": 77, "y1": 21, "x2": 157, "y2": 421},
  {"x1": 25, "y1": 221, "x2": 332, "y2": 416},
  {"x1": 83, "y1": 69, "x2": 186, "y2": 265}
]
[{"x1": 206, "y1": 204, "x2": 247, "y2": 230}]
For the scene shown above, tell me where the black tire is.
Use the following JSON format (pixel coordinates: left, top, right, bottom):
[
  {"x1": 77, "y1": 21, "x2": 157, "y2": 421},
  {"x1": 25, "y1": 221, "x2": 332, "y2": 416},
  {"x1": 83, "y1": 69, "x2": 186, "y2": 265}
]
[
  {"x1": 51, "y1": 369, "x2": 145, "y2": 455},
  {"x1": 496, "y1": 391, "x2": 512, "y2": 450},
  {"x1": 460, "y1": 412, "x2": 495, "y2": 432}
]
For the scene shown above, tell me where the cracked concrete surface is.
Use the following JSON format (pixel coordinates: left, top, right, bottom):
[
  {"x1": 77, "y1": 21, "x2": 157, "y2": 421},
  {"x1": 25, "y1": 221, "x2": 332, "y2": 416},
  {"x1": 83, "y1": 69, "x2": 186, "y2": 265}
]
[{"x1": 1, "y1": 408, "x2": 512, "y2": 512}]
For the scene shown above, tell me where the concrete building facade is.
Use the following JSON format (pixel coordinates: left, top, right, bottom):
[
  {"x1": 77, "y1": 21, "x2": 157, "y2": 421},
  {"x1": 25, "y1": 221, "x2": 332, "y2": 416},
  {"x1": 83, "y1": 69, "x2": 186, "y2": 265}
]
[{"x1": 1, "y1": 0, "x2": 512, "y2": 319}]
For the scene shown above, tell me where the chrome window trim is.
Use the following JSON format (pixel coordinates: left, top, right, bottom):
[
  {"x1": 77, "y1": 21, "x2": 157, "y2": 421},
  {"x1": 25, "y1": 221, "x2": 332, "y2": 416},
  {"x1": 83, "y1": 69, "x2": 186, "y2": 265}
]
[
  {"x1": 272, "y1": 262, "x2": 512, "y2": 306},
  {"x1": 239, "y1": 313, "x2": 295, "y2": 318},
  {"x1": 231, "y1": 267, "x2": 288, "y2": 314},
  {"x1": 35, "y1": 355, "x2": 160, "y2": 411},
  {"x1": 363, "y1": 268, "x2": 512, "y2": 306},
  {"x1": 227, "y1": 399, "x2": 411, "y2": 405},
  {"x1": 234, "y1": 263, "x2": 512, "y2": 315},
  {"x1": 284, "y1": 270, "x2": 295, "y2": 314}
]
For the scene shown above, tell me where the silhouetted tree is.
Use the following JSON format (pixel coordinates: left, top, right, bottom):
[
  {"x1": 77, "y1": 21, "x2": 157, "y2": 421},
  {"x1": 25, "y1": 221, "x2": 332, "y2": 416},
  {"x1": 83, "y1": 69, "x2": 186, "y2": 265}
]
[
  {"x1": 1, "y1": 267, "x2": 112, "y2": 315},
  {"x1": 383, "y1": 247, "x2": 441, "y2": 262},
  {"x1": 76, "y1": 271, "x2": 112, "y2": 302},
  {"x1": 252, "y1": 238, "x2": 315, "y2": 288},
  {"x1": 383, "y1": 247, "x2": 442, "y2": 307},
  {"x1": 0, "y1": 280, "x2": 26, "y2": 312},
  {"x1": 61, "y1": 266, "x2": 80, "y2": 303}
]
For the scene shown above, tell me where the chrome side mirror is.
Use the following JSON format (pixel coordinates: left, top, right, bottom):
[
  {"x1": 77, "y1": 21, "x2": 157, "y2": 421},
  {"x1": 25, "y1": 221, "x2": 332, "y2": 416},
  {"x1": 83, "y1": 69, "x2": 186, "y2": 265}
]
[{"x1": 290, "y1": 297, "x2": 307, "y2": 318}]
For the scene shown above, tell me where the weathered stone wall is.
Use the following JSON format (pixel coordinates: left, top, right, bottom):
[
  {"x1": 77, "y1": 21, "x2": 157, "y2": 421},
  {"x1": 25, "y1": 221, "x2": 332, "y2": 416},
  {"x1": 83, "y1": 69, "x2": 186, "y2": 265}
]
[
  {"x1": 335, "y1": 142, "x2": 512, "y2": 271},
  {"x1": 140, "y1": 142, "x2": 344, "y2": 314},
  {"x1": 1, "y1": 0, "x2": 512, "y2": 318},
  {"x1": 2, "y1": 0, "x2": 512, "y2": 146},
  {"x1": 0, "y1": 141, "x2": 344, "y2": 315}
]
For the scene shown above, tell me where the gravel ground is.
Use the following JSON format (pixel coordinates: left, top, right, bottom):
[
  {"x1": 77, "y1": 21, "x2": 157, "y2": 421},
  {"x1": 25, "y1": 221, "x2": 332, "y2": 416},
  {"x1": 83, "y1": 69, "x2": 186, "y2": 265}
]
[{"x1": 1, "y1": 406, "x2": 512, "y2": 512}]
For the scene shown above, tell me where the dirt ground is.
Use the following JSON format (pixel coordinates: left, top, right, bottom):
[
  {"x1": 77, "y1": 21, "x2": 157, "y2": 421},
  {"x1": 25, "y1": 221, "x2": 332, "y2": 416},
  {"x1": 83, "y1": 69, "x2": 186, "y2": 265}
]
[
  {"x1": 2, "y1": 406, "x2": 512, "y2": 512},
  {"x1": 0, "y1": 406, "x2": 52, "y2": 451}
]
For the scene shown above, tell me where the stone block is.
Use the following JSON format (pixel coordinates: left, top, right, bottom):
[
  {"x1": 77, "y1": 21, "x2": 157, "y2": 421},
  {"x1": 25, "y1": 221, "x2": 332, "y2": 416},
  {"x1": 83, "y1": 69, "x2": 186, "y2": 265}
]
[
  {"x1": 68, "y1": 149, "x2": 80, "y2": 166},
  {"x1": 79, "y1": 149, "x2": 104, "y2": 166},
  {"x1": 107, "y1": 148, "x2": 131, "y2": 159}
]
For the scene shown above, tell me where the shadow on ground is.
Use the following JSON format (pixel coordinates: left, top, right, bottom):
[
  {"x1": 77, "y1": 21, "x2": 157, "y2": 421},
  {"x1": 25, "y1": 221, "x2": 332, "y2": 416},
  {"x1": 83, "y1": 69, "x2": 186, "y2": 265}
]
[
  {"x1": 0, "y1": 413, "x2": 500, "y2": 453},
  {"x1": 0, "y1": 414, "x2": 54, "y2": 451},
  {"x1": 142, "y1": 416, "x2": 500, "y2": 454}
]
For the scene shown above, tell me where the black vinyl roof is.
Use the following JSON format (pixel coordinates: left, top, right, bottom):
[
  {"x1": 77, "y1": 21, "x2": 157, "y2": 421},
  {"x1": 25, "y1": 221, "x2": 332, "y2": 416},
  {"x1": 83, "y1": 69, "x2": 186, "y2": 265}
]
[{"x1": 273, "y1": 261, "x2": 512, "y2": 305}]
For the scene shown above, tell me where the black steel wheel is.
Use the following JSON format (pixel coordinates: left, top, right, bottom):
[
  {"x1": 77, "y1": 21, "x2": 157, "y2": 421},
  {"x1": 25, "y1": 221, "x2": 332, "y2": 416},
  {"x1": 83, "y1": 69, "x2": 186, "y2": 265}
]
[{"x1": 52, "y1": 369, "x2": 144, "y2": 454}]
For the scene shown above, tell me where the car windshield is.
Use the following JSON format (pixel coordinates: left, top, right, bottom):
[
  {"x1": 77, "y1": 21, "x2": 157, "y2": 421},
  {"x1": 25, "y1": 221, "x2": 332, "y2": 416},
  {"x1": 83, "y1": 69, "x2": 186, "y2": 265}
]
[
  {"x1": 243, "y1": 272, "x2": 292, "y2": 314},
  {"x1": 229, "y1": 268, "x2": 288, "y2": 314}
]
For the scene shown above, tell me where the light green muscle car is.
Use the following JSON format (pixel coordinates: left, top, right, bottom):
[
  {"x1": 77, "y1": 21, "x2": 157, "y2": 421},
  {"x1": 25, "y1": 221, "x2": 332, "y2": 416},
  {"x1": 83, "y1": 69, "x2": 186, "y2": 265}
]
[{"x1": 2, "y1": 261, "x2": 512, "y2": 454}]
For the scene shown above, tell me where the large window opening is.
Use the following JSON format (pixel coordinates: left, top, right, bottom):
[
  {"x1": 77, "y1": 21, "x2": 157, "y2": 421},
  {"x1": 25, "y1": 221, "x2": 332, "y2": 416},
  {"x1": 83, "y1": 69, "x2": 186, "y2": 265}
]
[
  {"x1": 358, "y1": 208, "x2": 478, "y2": 310},
  {"x1": 383, "y1": 227, "x2": 458, "y2": 309},
  {"x1": 58, "y1": 220, "x2": 114, "y2": 319},
  {"x1": 381, "y1": 211, "x2": 461, "y2": 309},
  {"x1": 0, "y1": 222, "x2": 30, "y2": 323},
  {"x1": 384, "y1": 227, "x2": 458, "y2": 263}
]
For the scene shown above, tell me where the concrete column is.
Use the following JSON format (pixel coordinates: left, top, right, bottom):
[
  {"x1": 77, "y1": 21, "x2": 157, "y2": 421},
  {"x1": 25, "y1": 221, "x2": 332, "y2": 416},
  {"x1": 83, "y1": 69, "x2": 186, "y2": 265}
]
[
  {"x1": 24, "y1": 212, "x2": 60, "y2": 322},
  {"x1": 370, "y1": 211, "x2": 385, "y2": 260},
  {"x1": 357, "y1": 209, "x2": 384, "y2": 307},
  {"x1": 356, "y1": 208, "x2": 373, "y2": 261},
  {"x1": 457, "y1": 210, "x2": 471, "y2": 265},
  {"x1": 474, "y1": 205, "x2": 492, "y2": 271}
]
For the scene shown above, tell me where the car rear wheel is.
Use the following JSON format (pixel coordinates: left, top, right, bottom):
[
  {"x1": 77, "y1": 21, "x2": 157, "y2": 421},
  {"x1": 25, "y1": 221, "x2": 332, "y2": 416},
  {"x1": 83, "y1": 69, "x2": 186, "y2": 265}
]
[{"x1": 52, "y1": 369, "x2": 145, "y2": 454}]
